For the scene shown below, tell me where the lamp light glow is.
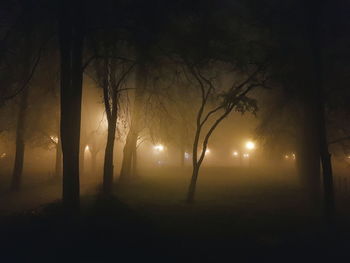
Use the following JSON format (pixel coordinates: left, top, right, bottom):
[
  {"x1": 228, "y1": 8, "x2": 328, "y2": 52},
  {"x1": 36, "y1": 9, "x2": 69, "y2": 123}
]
[
  {"x1": 245, "y1": 141, "x2": 255, "y2": 150},
  {"x1": 154, "y1": 144, "x2": 164, "y2": 152}
]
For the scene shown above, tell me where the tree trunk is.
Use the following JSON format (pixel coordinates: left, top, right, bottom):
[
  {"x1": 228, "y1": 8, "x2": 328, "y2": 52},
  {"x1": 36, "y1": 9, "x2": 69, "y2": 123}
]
[
  {"x1": 79, "y1": 144, "x2": 85, "y2": 176},
  {"x1": 132, "y1": 143, "x2": 138, "y2": 177},
  {"x1": 305, "y1": 0, "x2": 335, "y2": 224},
  {"x1": 119, "y1": 131, "x2": 137, "y2": 182},
  {"x1": 296, "y1": 104, "x2": 321, "y2": 205},
  {"x1": 54, "y1": 137, "x2": 62, "y2": 178},
  {"x1": 186, "y1": 165, "x2": 199, "y2": 203},
  {"x1": 59, "y1": 0, "x2": 84, "y2": 211},
  {"x1": 11, "y1": 87, "x2": 29, "y2": 191},
  {"x1": 103, "y1": 121, "x2": 116, "y2": 195},
  {"x1": 91, "y1": 150, "x2": 97, "y2": 176},
  {"x1": 186, "y1": 126, "x2": 201, "y2": 203},
  {"x1": 119, "y1": 61, "x2": 146, "y2": 181}
]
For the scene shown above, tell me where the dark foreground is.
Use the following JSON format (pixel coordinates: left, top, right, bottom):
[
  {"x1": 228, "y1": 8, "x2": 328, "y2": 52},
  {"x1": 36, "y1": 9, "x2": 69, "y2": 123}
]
[{"x1": 1, "y1": 167, "x2": 350, "y2": 262}]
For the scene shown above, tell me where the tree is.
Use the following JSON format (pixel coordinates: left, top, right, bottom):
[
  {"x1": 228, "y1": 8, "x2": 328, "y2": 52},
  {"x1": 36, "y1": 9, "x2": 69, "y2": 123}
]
[
  {"x1": 11, "y1": 77, "x2": 29, "y2": 191},
  {"x1": 182, "y1": 62, "x2": 266, "y2": 203},
  {"x1": 303, "y1": 0, "x2": 335, "y2": 225},
  {"x1": 58, "y1": 0, "x2": 85, "y2": 210},
  {"x1": 119, "y1": 60, "x2": 147, "y2": 182},
  {"x1": 92, "y1": 41, "x2": 134, "y2": 195},
  {"x1": 248, "y1": 0, "x2": 341, "y2": 223},
  {"x1": 10, "y1": 32, "x2": 36, "y2": 191},
  {"x1": 160, "y1": 2, "x2": 268, "y2": 202}
]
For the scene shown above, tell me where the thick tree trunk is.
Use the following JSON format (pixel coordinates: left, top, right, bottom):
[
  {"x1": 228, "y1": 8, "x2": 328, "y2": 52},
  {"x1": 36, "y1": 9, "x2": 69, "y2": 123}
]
[
  {"x1": 11, "y1": 88, "x2": 29, "y2": 191},
  {"x1": 59, "y1": 0, "x2": 84, "y2": 211},
  {"x1": 103, "y1": 121, "x2": 116, "y2": 195},
  {"x1": 305, "y1": 0, "x2": 335, "y2": 224},
  {"x1": 296, "y1": 103, "x2": 321, "y2": 204}
]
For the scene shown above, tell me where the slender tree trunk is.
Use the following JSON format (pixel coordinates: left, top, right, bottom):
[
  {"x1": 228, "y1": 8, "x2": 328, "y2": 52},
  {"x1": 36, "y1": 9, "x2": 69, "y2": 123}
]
[
  {"x1": 132, "y1": 143, "x2": 137, "y2": 177},
  {"x1": 320, "y1": 135, "x2": 334, "y2": 224},
  {"x1": 103, "y1": 120, "x2": 116, "y2": 195},
  {"x1": 187, "y1": 165, "x2": 199, "y2": 203},
  {"x1": 59, "y1": 0, "x2": 85, "y2": 211},
  {"x1": 11, "y1": 87, "x2": 29, "y2": 191},
  {"x1": 119, "y1": 131, "x2": 137, "y2": 182},
  {"x1": 120, "y1": 62, "x2": 146, "y2": 181},
  {"x1": 79, "y1": 144, "x2": 85, "y2": 176},
  {"x1": 186, "y1": 127, "x2": 201, "y2": 203},
  {"x1": 91, "y1": 150, "x2": 97, "y2": 176},
  {"x1": 186, "y1": 104, "x2": 231, "y2": 203},
  {"x1": 54, "y1": 137, "x2": 62, "y2": 178}
]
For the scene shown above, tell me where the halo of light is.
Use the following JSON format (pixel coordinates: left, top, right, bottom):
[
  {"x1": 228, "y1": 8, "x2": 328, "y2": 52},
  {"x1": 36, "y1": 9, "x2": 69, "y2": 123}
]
[
  {"x1": 245, "y1": 141, "x2": 255, "y2": 150},
  {"x1": 154, "y1": 144, "x2": 164, "y2": 152},
  {"x1": 50, "y1": 135, "x2": 58, "y2": 144}
]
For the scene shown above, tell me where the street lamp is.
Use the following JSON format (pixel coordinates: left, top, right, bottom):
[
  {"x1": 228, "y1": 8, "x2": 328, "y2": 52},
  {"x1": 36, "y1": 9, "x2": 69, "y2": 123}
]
[
  {"x1": 245, "y1": 141, "x2": 255, "y2": 150},
  {"x1": 154, "y1": 144, "x2": 164, "y2": 152}
]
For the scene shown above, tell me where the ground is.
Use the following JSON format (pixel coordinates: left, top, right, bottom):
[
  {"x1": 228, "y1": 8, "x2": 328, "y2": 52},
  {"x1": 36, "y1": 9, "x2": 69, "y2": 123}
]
[{"x1": 1, "y1": 166, "x2": 350, "y2": 262}]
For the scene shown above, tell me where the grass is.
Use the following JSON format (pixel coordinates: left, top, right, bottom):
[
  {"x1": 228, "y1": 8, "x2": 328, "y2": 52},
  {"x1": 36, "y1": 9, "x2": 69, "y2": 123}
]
[{"x1": 0, "y1": 166, "x2": 350, "y2": 262}]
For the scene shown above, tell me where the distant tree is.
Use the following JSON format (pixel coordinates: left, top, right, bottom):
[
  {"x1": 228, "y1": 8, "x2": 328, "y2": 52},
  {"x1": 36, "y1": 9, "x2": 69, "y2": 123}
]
[
  {"x1": 91, "y1": 40, "x2": 134, "y2": 195},
  {"x1": 11, "y1": 72, "x2": 29, "y2": 191},
  {"x1": 10, "y1": 27, "x2": 38, "y2": 191},
  {"x1": 119, "y1": 60, "x2": 148, "y2": 182}
]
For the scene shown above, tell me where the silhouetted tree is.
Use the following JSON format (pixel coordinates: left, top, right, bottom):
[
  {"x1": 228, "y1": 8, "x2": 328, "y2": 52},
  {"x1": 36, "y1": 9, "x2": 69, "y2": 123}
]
[
  {"x1": 184, "y1": 62, "x2": 266, "y2": 203},
  {"x1": 92, "y1": 41, "x2": 134, "y2": 194},
  {"x1": 58, "y1": 0, "x2": 85, "y2": 210},
  {"x1": 119, "y1": 61, "x2": 147, "y2": 182}
]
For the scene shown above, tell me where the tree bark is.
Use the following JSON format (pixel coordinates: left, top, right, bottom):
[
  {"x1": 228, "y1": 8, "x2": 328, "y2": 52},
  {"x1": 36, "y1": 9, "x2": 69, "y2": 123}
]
[
  {"x1": 54, "y1": 136, "x2": 62, "y2": 178},
  {"x1": 119, "y1": 131, "x2": 137, "y2": 182},
  {"x1": 103, "y1": 121, "x2": 116, "y2": 195},
  {"x1": 59, "y1": 0, "x2": 85, "y2": 211},
  {"x1": 305, "y1": 0, "x2": 335, "y2": 224},
  {"x1": 296, "y1": 103, "x2": 321, "y2": 204},
  {"x1": 186, "y1": 165, "x2": 199, "y2": 203},
  {"x1": 11, "y1": 87, "x2": 29, "y2": 191},
  {"x1": 91, "y1": 149, "x2": 97, "y2": 176},
  {"x1": 132, "y1": 142, "x2": 138, "y2": 177},
  {"x1": 119, "y1": 62, "x2": 146, "y2": 182},
  {"x1": 79, "y1": 144, "x2": 85, "y2": 176}
]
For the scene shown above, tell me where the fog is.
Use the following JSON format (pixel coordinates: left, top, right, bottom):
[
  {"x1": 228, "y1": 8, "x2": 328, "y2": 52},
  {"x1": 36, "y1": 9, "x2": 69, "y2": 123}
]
[
  {"x1": 0, "y1": 79, "x2": 348, "y2": 213},
  {"x1": 1, "y1": 0, "x2": 350, "y2": 261}
]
